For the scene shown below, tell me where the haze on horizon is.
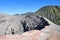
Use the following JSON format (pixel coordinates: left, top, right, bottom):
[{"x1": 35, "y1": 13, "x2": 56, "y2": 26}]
[{"x1": 0, "y1": 0, "x2": 60, "y2": 15}]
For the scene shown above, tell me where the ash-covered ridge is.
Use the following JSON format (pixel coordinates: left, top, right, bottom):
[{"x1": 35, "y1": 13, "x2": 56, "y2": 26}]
[{"x1": 0, "y1": 13, "x2": 49, "y2": 35}]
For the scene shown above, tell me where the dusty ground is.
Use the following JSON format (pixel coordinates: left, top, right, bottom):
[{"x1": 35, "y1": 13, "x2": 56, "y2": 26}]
[{"x1": 0, "y1": 25, "x2": 60, "y2": 40}]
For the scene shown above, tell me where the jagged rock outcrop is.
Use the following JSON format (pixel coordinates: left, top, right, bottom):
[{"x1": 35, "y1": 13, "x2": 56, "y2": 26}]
[{"x1": 0, "y1": 13, "x2": 49, "y2": 35}]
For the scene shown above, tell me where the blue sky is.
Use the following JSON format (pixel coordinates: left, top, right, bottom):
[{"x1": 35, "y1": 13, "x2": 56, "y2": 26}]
[{"x1": 0, "y1": 0, "x2": 60, "y2": 15}]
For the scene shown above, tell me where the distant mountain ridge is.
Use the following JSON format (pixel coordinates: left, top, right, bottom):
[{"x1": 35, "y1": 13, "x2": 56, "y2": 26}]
[{"x1": 35, "y1": 6, "x2": 60, "y2": 25}]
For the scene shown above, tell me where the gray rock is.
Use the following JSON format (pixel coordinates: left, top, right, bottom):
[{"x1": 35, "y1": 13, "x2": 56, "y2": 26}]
[{"x1": 0, "y1": 13, "x2": 50, "y2": 35}]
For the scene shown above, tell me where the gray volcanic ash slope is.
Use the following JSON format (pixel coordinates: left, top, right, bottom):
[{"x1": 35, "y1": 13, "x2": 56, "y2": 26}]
[
  {"x1": 0, "y1": 13, "x2": 49, "y2": 35},
  {"x1": 0, "y1": 12, "x2": 60, "y2": 40}
]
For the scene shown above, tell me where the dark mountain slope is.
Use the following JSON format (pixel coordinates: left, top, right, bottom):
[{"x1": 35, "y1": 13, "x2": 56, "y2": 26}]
[{"x1": 35, "y1": 6, "x2": 60, "y2": 25}]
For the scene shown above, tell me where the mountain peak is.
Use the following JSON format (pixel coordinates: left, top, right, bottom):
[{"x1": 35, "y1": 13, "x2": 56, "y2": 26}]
[{"x1": 35, "y1": 6, "x2": 60, "y2": 25}]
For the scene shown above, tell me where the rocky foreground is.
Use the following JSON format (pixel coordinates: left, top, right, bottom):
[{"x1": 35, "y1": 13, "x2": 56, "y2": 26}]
[{"x1": 0, "y1": 13, "x2": 60, "y2": 40}]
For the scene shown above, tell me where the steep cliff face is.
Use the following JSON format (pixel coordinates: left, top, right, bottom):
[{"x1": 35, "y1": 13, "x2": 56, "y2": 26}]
[
  {"x1": 0, "y1": 13, "x2": 49, "y2": 35},
  {"x1": 35, "y1": 6, "x2": 60, "y2": 25}
]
